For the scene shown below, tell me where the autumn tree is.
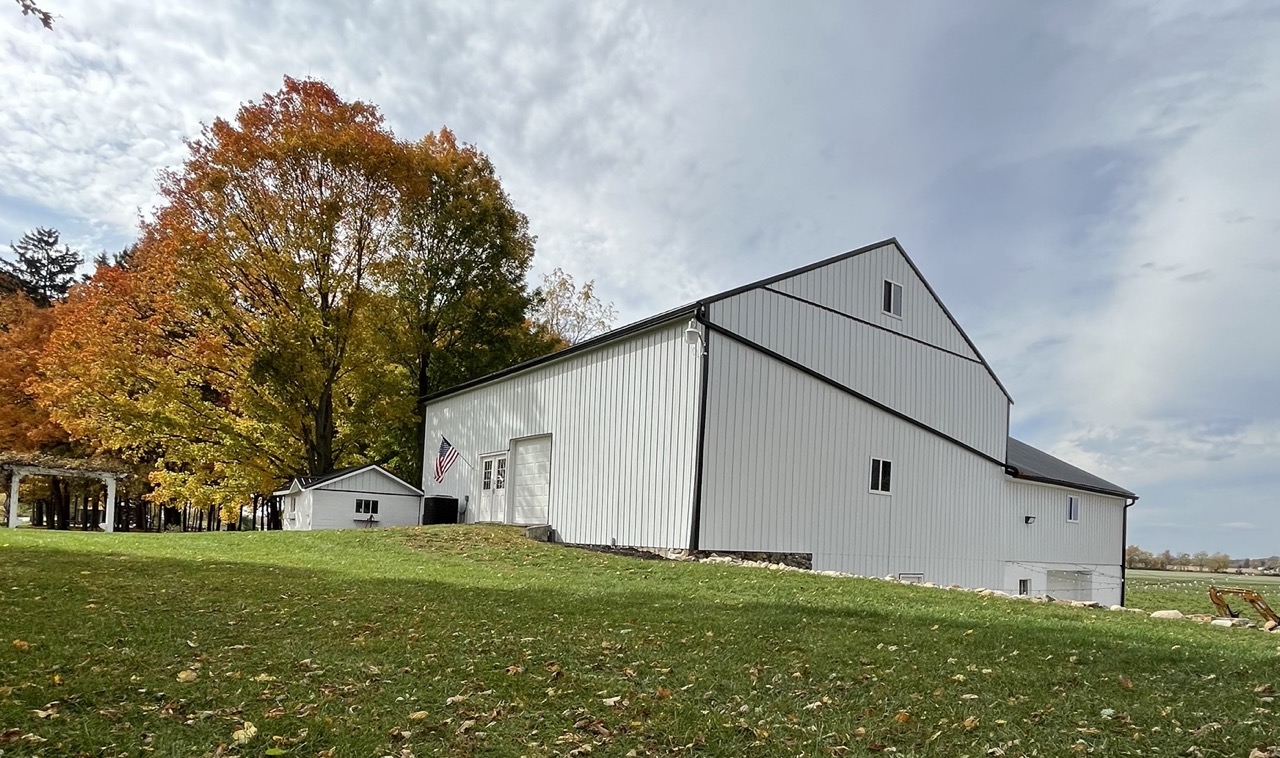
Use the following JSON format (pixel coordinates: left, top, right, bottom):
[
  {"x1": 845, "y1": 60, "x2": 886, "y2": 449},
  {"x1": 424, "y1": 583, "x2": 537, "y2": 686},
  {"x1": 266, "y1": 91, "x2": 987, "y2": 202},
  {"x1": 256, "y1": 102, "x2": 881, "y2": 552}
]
[
  {"x1": 531, "y1": 267, "x2": 618, "y2": 346},
  {"x1": 2, "y1": 227, "x2": 82, "y2": 306},
  {"x1": 368, "y1": 129, "x2": 560, "y2": 481},
  {"x1": 0, "y1": 293, "x2": 67, "y2": 452}
]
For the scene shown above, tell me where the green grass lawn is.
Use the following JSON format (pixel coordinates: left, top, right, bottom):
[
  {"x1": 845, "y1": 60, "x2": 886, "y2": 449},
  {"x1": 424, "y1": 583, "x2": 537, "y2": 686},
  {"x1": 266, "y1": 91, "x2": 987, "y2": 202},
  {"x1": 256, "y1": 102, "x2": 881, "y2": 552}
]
[
  {"x1": 1126, "y1": 569, "x2": 1280, "y2": 622},
  {"x1": 1, "y1": 527, "x2": 1277, "y2": 757}
]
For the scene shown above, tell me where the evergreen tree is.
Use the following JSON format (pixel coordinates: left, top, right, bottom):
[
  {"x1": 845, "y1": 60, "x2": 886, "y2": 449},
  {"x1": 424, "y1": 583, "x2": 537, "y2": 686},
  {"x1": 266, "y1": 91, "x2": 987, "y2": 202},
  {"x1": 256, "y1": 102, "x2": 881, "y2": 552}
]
[{"x1": 2, "y1": 227, "x2": 82, "y2": 306}]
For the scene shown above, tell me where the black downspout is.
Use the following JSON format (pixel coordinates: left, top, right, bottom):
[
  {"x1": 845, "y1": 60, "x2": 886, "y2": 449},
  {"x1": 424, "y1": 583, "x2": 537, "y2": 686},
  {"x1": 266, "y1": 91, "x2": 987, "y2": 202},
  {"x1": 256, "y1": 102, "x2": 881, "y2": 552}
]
[
  {"x1": 688, "y1": 306, "x2": 711, "y2": 552},
  {"x1": 1121, "y1": 496, "x2": 1138, "y2": 606}
]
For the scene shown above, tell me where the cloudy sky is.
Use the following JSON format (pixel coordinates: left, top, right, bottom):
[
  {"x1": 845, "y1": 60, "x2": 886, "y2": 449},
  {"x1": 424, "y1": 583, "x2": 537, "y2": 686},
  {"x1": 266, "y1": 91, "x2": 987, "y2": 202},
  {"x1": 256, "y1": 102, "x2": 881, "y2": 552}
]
[{"x1": 2, "y1": 1, "x2": 1277, "y2": 556}]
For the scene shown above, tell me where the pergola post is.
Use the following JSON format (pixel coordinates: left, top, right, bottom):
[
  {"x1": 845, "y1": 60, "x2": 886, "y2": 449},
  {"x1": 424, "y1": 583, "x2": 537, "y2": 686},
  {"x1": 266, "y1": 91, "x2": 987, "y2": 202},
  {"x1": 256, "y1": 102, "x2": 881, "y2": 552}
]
[
  {"x1": 6, "y1": 471, "x2": 20, "y2": 528},
  {"x1": 103, "y1": 476, "x2": 116, "y2": 533}
]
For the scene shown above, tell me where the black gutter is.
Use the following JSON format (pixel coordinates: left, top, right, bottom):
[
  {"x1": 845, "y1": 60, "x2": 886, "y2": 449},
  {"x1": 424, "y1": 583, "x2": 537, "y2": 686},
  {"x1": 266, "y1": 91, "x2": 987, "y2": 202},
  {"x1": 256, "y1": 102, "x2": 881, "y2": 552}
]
[
  {"x1": 705, "y1": 322, "x2": 1006, "y2": 467},
  {"x1": 688, "y1": 308, "x2": 711, "y2": 551},
  {"x1": 1002, "y1": 467, "x2": 1137, "y2": 500},
  {"x1": 1121, "y1": 496, "x2": 1138, "y2": 606}
]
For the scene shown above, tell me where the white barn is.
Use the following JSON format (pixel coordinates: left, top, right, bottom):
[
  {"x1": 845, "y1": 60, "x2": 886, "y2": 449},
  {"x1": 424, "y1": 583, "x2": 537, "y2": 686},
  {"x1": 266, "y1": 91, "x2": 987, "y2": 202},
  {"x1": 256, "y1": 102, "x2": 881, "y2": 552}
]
[
  {"x1": 275, "y1": 464, "x2": 423, "y2": 531},
  {"x1": 423, "y1": 239, "x2": 1138, "y2": 605}
]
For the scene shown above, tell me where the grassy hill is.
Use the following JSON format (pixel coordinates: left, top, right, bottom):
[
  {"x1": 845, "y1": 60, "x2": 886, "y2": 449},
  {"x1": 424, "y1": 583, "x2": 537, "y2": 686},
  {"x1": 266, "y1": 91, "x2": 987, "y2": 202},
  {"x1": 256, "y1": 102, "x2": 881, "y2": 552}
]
[{"x1": 1, "y1": 526, "x2": 1277, "y2": 757}]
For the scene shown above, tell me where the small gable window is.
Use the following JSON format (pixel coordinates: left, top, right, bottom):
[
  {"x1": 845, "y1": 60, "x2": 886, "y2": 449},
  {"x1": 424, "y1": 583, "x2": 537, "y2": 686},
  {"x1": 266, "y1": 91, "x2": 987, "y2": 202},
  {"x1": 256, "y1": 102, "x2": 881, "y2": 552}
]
[
  {"x1": 882, "y1": 280, "x2": 903, "y2": 318},
  {"x1": 869, "y1": 458, "x2": 893, "y2": 494},
  {"x1": 1066, "y1": 495, "x2": 1080, "y2": 523},
  {"x1": 356, "y1": 498, "x2": 379, "y2": 515}
]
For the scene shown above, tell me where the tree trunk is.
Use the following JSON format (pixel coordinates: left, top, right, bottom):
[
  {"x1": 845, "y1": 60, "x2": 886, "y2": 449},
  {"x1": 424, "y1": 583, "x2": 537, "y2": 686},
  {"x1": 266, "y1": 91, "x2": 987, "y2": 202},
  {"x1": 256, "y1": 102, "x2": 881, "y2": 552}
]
[
  {"x1": 412, "y1": 347, "x2": 431, "y2": 486},
  {"x1": 312, "y1": 383, "x2": 336, "y2": 475}
]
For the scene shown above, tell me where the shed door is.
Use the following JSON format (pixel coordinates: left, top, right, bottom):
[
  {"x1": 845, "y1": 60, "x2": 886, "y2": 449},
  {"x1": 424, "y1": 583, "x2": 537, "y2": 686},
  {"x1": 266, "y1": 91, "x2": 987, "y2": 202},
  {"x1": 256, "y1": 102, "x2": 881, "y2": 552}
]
[
  {"x1": 508, "y1": 436, "x2": 552, "y2": 525},
  {"x1": 477, "y1": 454, "x2": 507, "y2": 523}
]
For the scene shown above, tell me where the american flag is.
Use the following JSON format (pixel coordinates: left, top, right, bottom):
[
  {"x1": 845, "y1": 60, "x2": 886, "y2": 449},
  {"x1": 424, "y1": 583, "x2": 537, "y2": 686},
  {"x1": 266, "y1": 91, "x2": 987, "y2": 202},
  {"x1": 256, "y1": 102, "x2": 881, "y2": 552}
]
[{"x1": 434, "y1": 436, "x2": 460, "y2": 483}]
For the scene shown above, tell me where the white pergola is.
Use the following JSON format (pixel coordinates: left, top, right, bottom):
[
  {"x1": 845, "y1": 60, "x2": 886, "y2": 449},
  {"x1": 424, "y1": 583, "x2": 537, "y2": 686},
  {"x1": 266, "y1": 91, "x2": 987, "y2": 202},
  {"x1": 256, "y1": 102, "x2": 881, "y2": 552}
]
[{"x1": 2, "y1": 458, "x2": 125, "y2": 532}]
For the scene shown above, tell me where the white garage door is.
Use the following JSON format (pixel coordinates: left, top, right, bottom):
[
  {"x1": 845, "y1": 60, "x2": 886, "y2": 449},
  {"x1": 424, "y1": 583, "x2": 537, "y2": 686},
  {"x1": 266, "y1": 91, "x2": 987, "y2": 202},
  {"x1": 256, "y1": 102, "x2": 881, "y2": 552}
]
[
  {"x1": 509, "y1": 436, "x2": 552, "y2": 525},
  {"x1": 1047, "y1": 570, "x2": 1093, "y2": 602}
]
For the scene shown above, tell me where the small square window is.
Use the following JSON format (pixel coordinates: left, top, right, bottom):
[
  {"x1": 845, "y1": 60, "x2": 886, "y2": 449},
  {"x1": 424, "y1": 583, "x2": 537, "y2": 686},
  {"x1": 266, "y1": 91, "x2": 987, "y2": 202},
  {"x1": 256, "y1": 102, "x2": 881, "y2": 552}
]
[
  {"x1": 1018, "y1": 579, "x2": 1030, "y2": 595},
  {"x1": 1067, "y1": 495, "x2": 1080, "y2": 523},
  {"x1": 882, "y1": 280, "x2": 903, "y2": 318},
  {"x1": 869, "y1": 458, "x2": 892, "y2": 494}
]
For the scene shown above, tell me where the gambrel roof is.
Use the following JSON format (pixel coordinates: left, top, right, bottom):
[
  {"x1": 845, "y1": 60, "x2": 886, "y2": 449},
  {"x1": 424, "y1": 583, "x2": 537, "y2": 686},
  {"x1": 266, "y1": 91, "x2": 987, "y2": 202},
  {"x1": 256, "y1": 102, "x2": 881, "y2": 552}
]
[{"x1": 428, "y1": 238, "x2": 1009, "y2": 403}]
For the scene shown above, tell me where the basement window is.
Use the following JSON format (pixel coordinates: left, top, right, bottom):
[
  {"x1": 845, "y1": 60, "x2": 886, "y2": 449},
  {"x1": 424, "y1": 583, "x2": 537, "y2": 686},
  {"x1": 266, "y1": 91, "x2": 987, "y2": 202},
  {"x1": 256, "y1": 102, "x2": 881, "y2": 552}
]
[
  {"x1": 869, "y1": 458, "x2": 893, "y2": 495},
  {"x1": 898, "y1": 573, "x2": 924, "y2": 584},
  {"x1": 882, "y1": 280, "x2": 903, "y2": 318},
  {"x1": 356, "y1": 498, "x2": 379, "y2": 515},
  {"x1": 1067, "y1": 495, "x2": 1080, "y2": 523},
  {"x1": 1019, "y1": 579, "x2": 1030, "y2": 596}
]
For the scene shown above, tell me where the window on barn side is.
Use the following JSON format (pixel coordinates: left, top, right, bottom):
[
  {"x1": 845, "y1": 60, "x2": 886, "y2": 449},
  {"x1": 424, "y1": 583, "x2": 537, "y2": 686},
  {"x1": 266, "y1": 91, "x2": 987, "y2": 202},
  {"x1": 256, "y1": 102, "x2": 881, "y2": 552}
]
[
  {"x1": 1067, "y1": 495, "x2": 1080, "y2": 523},
  {"x1": 869, "y1": 458, "x2": 892, "y2": 495},
  {"x1": 882, "y1": 280, "x2": 903, "y2": 318}
]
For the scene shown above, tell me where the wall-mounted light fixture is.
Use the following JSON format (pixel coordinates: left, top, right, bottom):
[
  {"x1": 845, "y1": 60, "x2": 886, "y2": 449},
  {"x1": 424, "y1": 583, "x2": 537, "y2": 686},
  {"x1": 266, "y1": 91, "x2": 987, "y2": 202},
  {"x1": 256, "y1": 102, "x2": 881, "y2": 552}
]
[
  {"x1": 1024, "y1": 515, "x2": 1036, "y2": 525},
  {"x1": 683, "y1": 318, "x2": 704, "y2": 348}
]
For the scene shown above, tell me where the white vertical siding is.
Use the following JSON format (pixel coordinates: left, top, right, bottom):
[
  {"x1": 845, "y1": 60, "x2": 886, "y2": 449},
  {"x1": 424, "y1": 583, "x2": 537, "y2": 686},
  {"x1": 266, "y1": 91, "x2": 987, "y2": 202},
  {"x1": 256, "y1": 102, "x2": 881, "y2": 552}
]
[
  {"x1": 710, "y1": 287, "x2": 1009, "y2": 460},
  {"x1": 309, "y1": 490, "x2": 422, "y2": 530},
  {"x1": 769, "y1": 243, "x2": 980, "y2": 360},
  {"x1": 423, "y1": 320, "x2": 701, "y2": 549},
  {"x1": 699, "y1": 335, "x2": 1124, "y2": 598}
]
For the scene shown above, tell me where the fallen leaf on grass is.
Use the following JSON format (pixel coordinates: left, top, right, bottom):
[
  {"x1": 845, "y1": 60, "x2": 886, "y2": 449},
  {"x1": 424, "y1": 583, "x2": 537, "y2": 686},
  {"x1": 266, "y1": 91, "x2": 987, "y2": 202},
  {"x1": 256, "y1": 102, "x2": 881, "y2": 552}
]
[
  {"x1": 409, "y1": 710, "x2": 430, "y2": 720},
  {"x1": 962, "y1": 716, "x2": 980, "y2": 730},
  {"x1": 893, "y1": 711, "x2": 911, "y2": 724},
  {"x1": 506, "y1": 665, "x2": 524, "y2": 675},
  {"x1": 232, "y1": 721, "x2": 257, "y2": 745},
  {"x1": 12, "y1": 639, "x2": 30, "y2": 652},
  {"x1": 176, "y1": 670, "x2": 198, "y2": 682},
  {"x1": 656, "y1": 686, "x2": 673, "y2": 700}
]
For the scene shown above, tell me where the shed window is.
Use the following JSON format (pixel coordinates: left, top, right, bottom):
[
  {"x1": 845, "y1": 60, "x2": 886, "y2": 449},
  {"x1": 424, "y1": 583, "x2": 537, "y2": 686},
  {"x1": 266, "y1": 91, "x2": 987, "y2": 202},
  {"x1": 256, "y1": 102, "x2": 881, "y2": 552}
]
[
  {"x1": 1066, "y1": 495, "x2": 1080, "y2": 523},
  {"x1": 869, "y1": 458, "x2": 892, "y2": 494},
  {"x1": 356, "y1": 499, "x2": 379, "y2": 515},
  {"x1": 882, "y1": 280, "x2": 903, "y2": 318}
]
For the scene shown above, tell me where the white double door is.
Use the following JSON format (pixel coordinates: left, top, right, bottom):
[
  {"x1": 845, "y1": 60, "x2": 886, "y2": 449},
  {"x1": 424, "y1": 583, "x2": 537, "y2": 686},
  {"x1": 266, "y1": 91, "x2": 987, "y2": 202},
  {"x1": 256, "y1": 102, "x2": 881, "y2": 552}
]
[{"x1": 477, "y1": 436, "x2": 552, "y2": 525}]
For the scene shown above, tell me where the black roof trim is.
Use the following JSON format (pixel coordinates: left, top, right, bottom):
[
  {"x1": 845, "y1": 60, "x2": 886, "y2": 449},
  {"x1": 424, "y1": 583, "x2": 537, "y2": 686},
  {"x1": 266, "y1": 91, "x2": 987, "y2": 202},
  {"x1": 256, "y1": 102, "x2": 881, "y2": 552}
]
[
  {"x1": 423, "y1": 303, "x2": 699, "y2": 403},
  {"x1": 891, "y1": 243, "x2": 1014, "y2": 403},
  {"x1": 424, "y1": 237, "x2": 1012, "y2": 405},
  {"x1": 1005, "y1": 437, "x2": 1136, "y2": 499},
  {"x1": 295, "y1": 463, "x2": 424, "y2": 495},
  {"x1": 709, "y1": 321, "x2": 1006, "y2": 467}
]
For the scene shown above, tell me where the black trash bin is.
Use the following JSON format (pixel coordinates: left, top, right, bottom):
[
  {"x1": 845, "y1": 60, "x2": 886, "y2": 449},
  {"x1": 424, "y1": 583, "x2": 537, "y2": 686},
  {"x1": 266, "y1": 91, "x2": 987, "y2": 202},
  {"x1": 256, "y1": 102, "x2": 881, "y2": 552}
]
[{"x1": 422, "y1": 496, "x2": 460, "y2": 525}]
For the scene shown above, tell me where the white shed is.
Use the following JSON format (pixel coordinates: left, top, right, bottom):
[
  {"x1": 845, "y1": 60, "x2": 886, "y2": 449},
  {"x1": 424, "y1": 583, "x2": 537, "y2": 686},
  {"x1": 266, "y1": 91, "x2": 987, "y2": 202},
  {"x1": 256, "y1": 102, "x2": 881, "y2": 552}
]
[
  {"x1": 275, "y1": 464, "x2": 423, "y2": 531},
  {"x1": 423, "y1": 239, "x2": 1138, "y2": 604}
]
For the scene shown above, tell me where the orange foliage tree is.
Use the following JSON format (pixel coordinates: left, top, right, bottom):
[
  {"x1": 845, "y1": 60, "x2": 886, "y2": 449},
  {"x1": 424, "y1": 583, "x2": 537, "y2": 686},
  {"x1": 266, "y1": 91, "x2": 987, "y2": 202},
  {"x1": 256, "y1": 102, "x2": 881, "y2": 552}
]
[{"x1": 36, "y1": 77, "x2": 561, "y2": 516}]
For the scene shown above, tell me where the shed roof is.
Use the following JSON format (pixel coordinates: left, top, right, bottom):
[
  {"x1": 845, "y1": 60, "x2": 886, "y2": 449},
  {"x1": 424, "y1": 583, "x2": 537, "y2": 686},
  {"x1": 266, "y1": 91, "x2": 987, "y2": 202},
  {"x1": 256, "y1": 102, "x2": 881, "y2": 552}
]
[
  {"x1": 1005, "y1": 437, "x2": 1136, "y2": 499},
  {"x1": 275, "y1": 464, "x2": 423, "y2": 496}
]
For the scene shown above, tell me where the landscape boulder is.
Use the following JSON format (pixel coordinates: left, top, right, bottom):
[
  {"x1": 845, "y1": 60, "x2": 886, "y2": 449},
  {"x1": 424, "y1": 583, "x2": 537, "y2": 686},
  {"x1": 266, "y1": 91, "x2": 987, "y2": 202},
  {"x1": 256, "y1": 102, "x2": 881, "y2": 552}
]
[{"x1": 1150, "y1": 610, "x2": 1185, "y2": 620}]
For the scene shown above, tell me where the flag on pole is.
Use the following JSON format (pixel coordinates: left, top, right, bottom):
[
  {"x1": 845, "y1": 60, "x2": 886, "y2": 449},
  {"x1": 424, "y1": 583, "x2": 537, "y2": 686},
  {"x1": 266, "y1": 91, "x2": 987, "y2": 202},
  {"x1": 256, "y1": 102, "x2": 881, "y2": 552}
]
[{"x1": 434, "y1": 436, "x2": 460, "y2": 483}]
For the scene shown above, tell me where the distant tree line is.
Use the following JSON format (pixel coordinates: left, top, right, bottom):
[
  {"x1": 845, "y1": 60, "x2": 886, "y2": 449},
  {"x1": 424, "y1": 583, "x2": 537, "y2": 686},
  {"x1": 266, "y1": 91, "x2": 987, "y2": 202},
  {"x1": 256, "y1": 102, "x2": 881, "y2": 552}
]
[{"x1": 1126, "y1": 545, "x2": 1280, "y2": 572}]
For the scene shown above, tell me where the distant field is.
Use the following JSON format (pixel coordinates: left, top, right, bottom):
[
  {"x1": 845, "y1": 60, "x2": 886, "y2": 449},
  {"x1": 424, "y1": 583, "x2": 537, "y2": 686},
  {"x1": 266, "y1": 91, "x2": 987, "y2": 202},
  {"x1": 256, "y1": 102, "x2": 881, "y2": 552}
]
[
  {"x1": 1126, "y1": 568, "x2": 1280, "y2": 621},
  {"x1": 2, "y1": 527, "x2": 1279, "y2": 757}
]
